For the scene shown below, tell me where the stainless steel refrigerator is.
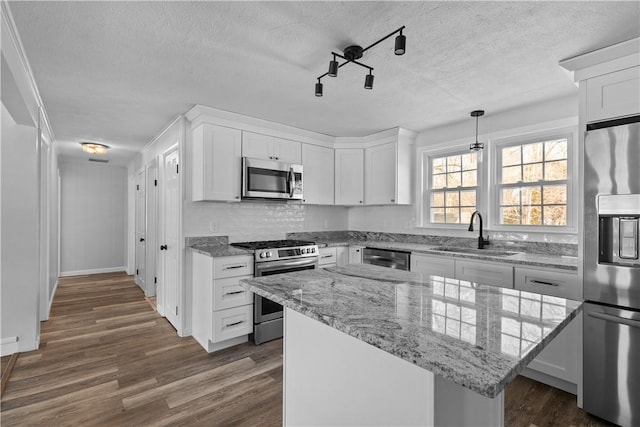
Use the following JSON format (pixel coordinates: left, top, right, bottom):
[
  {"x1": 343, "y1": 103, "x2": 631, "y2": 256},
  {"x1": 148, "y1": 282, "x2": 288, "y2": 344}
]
[{"x1": 583, "y1": 116, "x2": 640, "y2": 427}]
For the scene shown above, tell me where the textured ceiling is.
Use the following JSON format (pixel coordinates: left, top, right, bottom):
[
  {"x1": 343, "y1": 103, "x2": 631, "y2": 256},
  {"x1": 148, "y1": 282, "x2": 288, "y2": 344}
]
[{"x1": 8, "y1": 1, "x2": 640, "y2": 165}]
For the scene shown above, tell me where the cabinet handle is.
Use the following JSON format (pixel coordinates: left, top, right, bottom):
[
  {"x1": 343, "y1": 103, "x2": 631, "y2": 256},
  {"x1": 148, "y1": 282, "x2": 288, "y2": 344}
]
[
  {"x1": 225, "y1": 290, "x2": 244, "y2": 296},
  {"x1": 224, "y1": 265, "x2": 245, "y2": 270},
  {"x1": 160, "y1": 245, "x2": 168, "y2": 250},
  {"x1": 391, "y1": 199, "x2": 395, "y2": 202},
  {"x1": 235, "y1": 196, "x2": 240, "y2": 199},
  {"x1": 321, "y1": 254, "x2": 334, "y2": 258},
  {"x1": 588, "y1": 312, "x2": 640, "y2": 329},
  {"x1": 225, "y1": 320, "x2": 245, "y2": 328},
  {"x1": 140, "y1": 238, "x2": 145, "y2": 242},
  {"x1": 359, "y1": 201, "x2": 363, "y2": 204},
  {"x1": 275, "y1": 157, "x2": 279, "y2": 160},
  {"x1": 356, "y1": 249, "x2": 360, "y2": 252},
  {"x1": 531, "y1": 279, "x2": 558, "y2": 287}
]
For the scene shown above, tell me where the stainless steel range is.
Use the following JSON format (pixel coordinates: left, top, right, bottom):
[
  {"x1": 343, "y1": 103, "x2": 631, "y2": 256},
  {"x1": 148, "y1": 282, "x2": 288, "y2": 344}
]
[{"x1": 231, "y1": 239, "x2": 319, "y2": 344}]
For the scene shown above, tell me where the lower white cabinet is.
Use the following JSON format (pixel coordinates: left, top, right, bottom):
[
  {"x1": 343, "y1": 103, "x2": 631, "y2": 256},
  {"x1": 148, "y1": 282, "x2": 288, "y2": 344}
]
[
  {"x1": 318, "y1": 247, "x2": 337, "y2": 268},
  {"x1": 455, "y1": 259, "x2": 514, "y2": 288},
  {"x1": 349, "y1": 246, "x2": 364, "y2": 264},
  {"x1": 336, "y1": 246, "x2": 349, "y2": 266},
  {"x1": 192, "y1": 252, "x2": 254, "y2": 353},
  {"x1": 410, "y1": 254, "x2": 455, "y2": 277}
]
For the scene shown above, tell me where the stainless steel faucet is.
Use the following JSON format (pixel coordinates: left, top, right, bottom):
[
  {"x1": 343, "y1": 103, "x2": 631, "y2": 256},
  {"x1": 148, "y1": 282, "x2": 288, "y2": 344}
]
[{"x1": 468, "y1": 211, "x2": 490, "y2": 249}]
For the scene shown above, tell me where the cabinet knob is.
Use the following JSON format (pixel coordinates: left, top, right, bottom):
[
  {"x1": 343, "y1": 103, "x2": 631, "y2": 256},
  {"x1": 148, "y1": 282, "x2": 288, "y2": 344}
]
[
  {"x1": 160, "y1": 244, "x2": 168, "y2": 251},
  {"x1": 359, "y1": 201, "x2": 363, "y2": 204},
  {"x1": 235, "y1": 196, "x2": 240, "y2": 199},
  {"x1": 140, "y1": 238, "x2": 145, "y2": 242},
  {"x1": 391, "y1": 199, "x2": 395, "y2": 202}
]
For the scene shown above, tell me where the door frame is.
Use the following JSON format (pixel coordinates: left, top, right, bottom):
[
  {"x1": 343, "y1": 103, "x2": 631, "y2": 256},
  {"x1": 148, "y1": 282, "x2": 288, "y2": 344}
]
[{"x1": 145, "y1": 159, "x2": 158, "y2": 297}]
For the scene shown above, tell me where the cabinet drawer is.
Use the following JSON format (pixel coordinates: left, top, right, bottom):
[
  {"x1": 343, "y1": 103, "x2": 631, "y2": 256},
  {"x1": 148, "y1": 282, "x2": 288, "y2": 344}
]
[
  {"x1": 212, "y1": 305, "x2": 253, "y2": 343},
  {"x1": 213, "y1": 276, "x2": 254, "y2": 311},
  {"x1": 515, "y1": 267, "x2": 581, "y2": 300},
  {"x1": 411, "y1": 254, "x2": 455, "y2": 278},
  {"x1": 213, "y1": 255, "x2": 253, "y2": 279},
  {"x1": 318, "y1": 247, "x2": 337, "y2": 266},
  {"x1": 455, "y1": 260, "x2": 514, "y2": 288}
]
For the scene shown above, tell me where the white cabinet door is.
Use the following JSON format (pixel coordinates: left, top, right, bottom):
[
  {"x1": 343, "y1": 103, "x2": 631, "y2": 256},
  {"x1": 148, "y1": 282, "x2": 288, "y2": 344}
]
[
  {"x1": 192, "y1": 123, "x2": 242, "y2": 202},
  {"x1": 586, "y1": 67, "x2": 640, "y2": 122},
  {"x1": 410, "y1": 253, "x2": 455, "y2": 278},
  {"x1": 349, "y1": 246, "x2": 363, "y2": 264},
  {"x1": 365, "y1": 142, "x2": 396, "y2": 205},
  {"x1": 336, "y1": 246, "x2": 349, "y2": 266},
  {"x1": 335, "y1": 149, "x2": 364, "y2": 205},
  {"x1": 302, "y1": 144, "x2": 334, "y2": 205},
  {"x1": 515, "y1": 266, "x2": 581, "y2": 300},
  {"x1": 242, "y1": 131, "x2": 301, "y2": 163},
  {"x1": 318, "y1": 247, "x2": 338, "y2": 267},
  {"x1": 455, "y1": 259, "x2": 514, "y2": 288},
  {"x1": 135, "y1": 169, "x2": 146, "y2": 290}
]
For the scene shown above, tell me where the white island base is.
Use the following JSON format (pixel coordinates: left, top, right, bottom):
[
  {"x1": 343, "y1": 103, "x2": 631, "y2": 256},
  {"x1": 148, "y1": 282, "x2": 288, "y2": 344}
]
[{"x1": 284, "y1": 308, "x2": 504, "y2": 427}]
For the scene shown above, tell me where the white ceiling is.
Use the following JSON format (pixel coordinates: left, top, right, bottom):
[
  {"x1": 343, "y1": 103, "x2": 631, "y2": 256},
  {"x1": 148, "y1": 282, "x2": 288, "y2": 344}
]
[{"x1": 8, "y1": 1, "x2": 640, "y2": 166}]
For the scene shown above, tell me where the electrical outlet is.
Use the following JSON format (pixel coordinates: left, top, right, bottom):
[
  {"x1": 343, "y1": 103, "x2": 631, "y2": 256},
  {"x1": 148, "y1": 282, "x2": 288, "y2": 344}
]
[{"x1": 209, "y1": 220, "x2": 218, "y2": 233}]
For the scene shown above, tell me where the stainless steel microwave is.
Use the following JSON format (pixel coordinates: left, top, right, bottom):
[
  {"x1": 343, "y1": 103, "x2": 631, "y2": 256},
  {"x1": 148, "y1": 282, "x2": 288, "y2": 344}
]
[{"x1": 242, "y1": 157, "x2": 303, "y2": 200}]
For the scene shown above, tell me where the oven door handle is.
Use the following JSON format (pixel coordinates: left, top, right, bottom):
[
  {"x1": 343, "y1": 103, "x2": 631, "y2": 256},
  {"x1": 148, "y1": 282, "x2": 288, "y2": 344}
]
[
  {"x1": 259, "y1": 258, "x2": 317, "y2": 269},
  {"x1": 588, "y1": 311, "x2": 640, "y2": 329}
]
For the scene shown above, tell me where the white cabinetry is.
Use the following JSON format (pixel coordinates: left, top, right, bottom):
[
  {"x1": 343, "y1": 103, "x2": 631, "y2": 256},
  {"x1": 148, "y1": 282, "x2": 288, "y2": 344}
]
[
  {"x1": 364, "y1": 140, "x2": 412, "y2": 205},
  {"x1": 336, "y1": 246, "x2": 349, "y2": 266},
  {"x1": 586, "y1": 67, "x2": 640, "y2": 122},
  {"x1": 302, "y1": 144, "x2": 334, "y2": 205},
  {"x1": 242, "y1": 131, "x2": 301, "y2": 164},
  {"x1": 191, "y1": 123, "x2": 242, "y2": 202},
  {"x1": 349, "y1": 246, "x2": 363, "y2": 264},
  {"x1": 455, "y1": 259, "x2": 514, "y2": 289},
  {"x1": 318, "y1": 247, "x2": 337, "y2": 268},
  {"x1": 411, "y1": 254, "x2": 455, "y2": 277},
  {"x1": 335, "y1": 149, "x2": 364, "y2": 205},
  {"x1": 192, "y1": 252, "x2": 254, "y2": 353},
  {"x1": 515, "y1": 266, "x2": 581, "y2": 393}
]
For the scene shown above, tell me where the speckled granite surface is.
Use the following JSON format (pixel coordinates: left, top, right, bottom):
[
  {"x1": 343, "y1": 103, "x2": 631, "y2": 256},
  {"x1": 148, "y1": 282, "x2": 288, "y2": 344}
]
[
  {"x1": 241, "y1": 264, "x2": 582, "y2": 398},
  {"x1": 189, "y1": 244, "x2": 252, "y2": 257}
]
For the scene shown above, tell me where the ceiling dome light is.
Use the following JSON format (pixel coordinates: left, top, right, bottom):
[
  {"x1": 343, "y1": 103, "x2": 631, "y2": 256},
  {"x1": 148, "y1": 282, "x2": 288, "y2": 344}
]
[
  {"x1": 364, "y1": 72, "x2": 374, "y2": 90},
  {"x1": 315, "y1": 80, "x2": 323, "y2": 97},
  {"x1": 81, "y1": 142, "x2": 109, "y2": 155},
  {"x1": 469, "y1": 110, "x2": 485, "y2": 151},
  {"x1": 394, "y1": 30, "x2": 406, "y2": 55}
]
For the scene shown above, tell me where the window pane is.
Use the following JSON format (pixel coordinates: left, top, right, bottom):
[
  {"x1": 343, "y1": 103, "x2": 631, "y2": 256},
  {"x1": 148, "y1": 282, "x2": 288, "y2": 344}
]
[
  {"x1": 462, "y1": 153, "x2": 477, "y2": 171},
  {"x1": 445, "y1": 208, "x2": 459, "y2": 223},
  {"x1": 543, "y1": 205, "x2": 567, "y2": 226},
  {"x1": 501, "y1": 207, "x2": 521, "y2": 224},
  {"x1": 447, "y1": 172, "x2": 461, "y2": 187},
  {"x1": 445, "y1": 191, "x2": 459, "y2": 207},
  {"x1": 522, "y1": 206, "x2": 542, "y2": 225},
  {"x1": 432, "y1": 208, "x2": 445, "y2": 223},
  {"x1": 502, "y1": 146, "x2": 521, "y2": 167},
  {"x1": 523, "y1": 142, "x2": 543, "y2": 163},
  {"x1": 523, "y1": 163, "x2": 543, "y2": 182},
  {"x1": 544, "y1": 139, "x2": 567, "y2": 161},
  {"x1": 433, "y1": 174, "x2": 446, "y2": 189},
  {"x1": 460, "y1": 207, "x2": 475, "y2": 224},
  {"x1": 460, "y1": 190, "x2": 476, "y2": 207},
  {"x1": 545, "y1": 160, "x2": 567, "y2": 181},
  {"x1": 447, "y1": 156, "x2": 462, "y2": 172},
  {"x1": 462, "y1": 170, "x2": 477, "y2": 187},
  {"x1": 432, "y1": 192, "x2": 445, "y2": 207},
  {"x1": 433, "y1": 157, "x2": 446, "y2": 174},
  {"x1": 501, "y1": 188, "x2": 520, "y2": 205},
  {"x1": 543, "y1": 185, "x2": 566, "y2": 204},
  {"x1": 502, "y1": 166, "x2": 521, "y2": 184},
  {"x1": 521, "y1": 186, "x2": 542, "y2": 205}
]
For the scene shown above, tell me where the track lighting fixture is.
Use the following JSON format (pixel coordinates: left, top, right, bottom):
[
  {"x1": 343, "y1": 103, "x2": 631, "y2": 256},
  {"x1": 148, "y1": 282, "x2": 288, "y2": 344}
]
[
  {"x1": 469, "y1": 110, "x2": 485, "y2": 151},
  {"x1": 314, "y1": 26, "x2": 405, "y2": 96}
]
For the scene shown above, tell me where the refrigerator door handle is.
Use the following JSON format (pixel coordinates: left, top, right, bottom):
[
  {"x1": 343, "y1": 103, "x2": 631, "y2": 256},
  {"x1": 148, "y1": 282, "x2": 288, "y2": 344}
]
[{"x1": 588, "y1": 311, "x2": 640, "y2": 329}]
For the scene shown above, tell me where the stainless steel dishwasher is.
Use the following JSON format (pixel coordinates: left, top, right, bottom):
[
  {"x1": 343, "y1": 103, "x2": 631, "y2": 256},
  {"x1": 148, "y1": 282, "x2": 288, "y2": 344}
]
[{"x1": 362, "y1": 248, "x2": 410, "y2": 270}]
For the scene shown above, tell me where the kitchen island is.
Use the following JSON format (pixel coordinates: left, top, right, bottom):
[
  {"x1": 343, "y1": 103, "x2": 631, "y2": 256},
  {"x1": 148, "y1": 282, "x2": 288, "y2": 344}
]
[{"x1": 241, "y1": 264, "x2": 582, "y2": 426}]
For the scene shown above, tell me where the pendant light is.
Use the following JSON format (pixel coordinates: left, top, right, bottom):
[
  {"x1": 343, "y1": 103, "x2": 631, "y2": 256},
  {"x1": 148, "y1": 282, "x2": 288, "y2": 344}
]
[{"x1": 469, "y1": 110, "x2": 485, "y2": 151}]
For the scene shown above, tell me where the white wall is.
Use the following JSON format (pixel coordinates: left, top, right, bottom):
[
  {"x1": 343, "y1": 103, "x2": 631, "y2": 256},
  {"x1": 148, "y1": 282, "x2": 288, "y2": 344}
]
[
  {"x1": 1, "y1": 102, "x2": 40, "y2": 353},
  {"x1": 59, "y1": 161, "x2": 127, "y2": 275},
  {"x1": 349, "y1": 94, "x2": 579, "y2": 244}
]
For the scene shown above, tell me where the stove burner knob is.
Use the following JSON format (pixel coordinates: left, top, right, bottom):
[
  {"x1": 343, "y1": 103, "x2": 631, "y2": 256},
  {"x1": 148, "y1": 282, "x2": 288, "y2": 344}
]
[
  {"x1": 267, "y1": 251, "x2": 273, "y2": 258},
  {"x1": 259, "y1": 252, "x2": 266, "y2": 258},
  {"x1": 311, "y1": 247, "x2": 316, "y2": 253}
]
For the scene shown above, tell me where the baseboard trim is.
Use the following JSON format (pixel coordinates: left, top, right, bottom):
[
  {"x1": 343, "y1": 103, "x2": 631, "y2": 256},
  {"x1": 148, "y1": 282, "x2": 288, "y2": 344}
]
[
  {"x1": 0, "y1": 337, "x2": 19, "y2": 357},
  {"x1": 1, "y1": 352, "x2": 19, "y2": 397},
  {"x1": 47, "y1": 279, "x2": 59, "y2": 317},
  {"x1": 520, "y1": 367, "x2": 577, "y2": 395},
  {"x1": 60, "y1": 266, "x2": 126, "y2": 277}
]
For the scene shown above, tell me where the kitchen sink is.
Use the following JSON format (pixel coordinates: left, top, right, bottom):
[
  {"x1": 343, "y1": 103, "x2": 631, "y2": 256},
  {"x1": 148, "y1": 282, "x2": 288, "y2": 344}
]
[{"x1": 432, "y1": 247, "x2": 519, "y2": 257}]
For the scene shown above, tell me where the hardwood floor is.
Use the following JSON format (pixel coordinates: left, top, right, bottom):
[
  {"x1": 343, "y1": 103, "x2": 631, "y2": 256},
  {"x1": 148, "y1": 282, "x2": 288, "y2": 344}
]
[{"x1": 1, "y1": 272, "x2": 613, "y2": 426}]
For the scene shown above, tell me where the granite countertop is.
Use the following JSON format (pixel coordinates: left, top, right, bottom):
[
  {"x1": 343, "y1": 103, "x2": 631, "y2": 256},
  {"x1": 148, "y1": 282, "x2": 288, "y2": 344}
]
[
  {"x1": 189, "y1": 244, "x2": 252, "y2": 258},
  {"x1": 241, "y1": 264, "x2": 582, "y2": 398},
  {"x1": 316, "y1": 240, "x2": 578, "y2": 271}
]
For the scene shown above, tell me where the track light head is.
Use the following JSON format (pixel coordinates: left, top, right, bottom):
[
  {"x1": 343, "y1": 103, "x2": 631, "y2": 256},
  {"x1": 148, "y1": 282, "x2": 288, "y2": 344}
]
[
  {"x1": 328, "y1": 55, "x2": 339, "y2": 77},
  {"x1": 315, "y1": 80, "x2": 323, "y2": 97},
  {"x1": 364, "y1": 72, "x2": 374, "y2": 90},
  {"x1": 394, "y1": 31, "x2": 406, "y2": 55}
]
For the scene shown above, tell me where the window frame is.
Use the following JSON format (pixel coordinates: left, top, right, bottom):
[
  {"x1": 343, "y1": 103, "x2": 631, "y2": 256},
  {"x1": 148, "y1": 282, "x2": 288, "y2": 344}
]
[
  {"x1": 421, "y1": 145, "x2": 483, "y2": 228},
  {"x1": 490, "y1": 129, "x2": 576, "y2": 233}
]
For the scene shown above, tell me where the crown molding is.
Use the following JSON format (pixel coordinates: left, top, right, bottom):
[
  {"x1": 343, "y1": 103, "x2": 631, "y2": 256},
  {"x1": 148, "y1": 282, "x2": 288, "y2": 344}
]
[{"x1": 559, "y1": 38, "x2": 640, "y2": 82}]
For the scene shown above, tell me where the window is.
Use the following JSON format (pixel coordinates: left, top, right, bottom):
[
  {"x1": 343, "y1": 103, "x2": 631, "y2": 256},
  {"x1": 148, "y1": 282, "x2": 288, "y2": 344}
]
[
  {"x1": 427, "y1": 151, "x2": 478, "y2": 224},
  {"x1": 496, "y1": 136, "x2": 570, "y2": 226}
]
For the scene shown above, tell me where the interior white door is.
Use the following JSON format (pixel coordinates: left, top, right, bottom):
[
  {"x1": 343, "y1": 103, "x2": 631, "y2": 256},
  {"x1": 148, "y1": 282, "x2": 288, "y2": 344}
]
[
  {"x1": 160, "y1": 146, "x2": 181, "y2": 330},
  {"x1": 145, "y1": 160, "x2": 158, "y2": 297},
  {"x1": 135, "y1": 169, "x2": 146, "y2": 291}
]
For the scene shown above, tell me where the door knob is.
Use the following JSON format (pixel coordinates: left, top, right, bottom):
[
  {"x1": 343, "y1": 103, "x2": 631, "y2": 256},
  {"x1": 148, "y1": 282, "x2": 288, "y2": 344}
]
[
  {"x1": 160, "y1": 245, "x2": 168, "y2": 250},
  {"x1": 140, "y1": 238, "x2": 145, "y2": 242}
]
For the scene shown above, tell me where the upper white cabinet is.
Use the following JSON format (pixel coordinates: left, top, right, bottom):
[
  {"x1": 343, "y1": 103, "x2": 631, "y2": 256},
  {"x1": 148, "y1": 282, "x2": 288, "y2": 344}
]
[
  {"x1": 364, "y1": 138, "x2": 413, "y2": 206},
  {"x1": 242, "y1": 131, "x2": 302, "y2": 164},
  {"x1": 586, "y1": 67, "x2": 640, "y2": 122},
  {"x1": 302, "y1": 144, "x2": 334, "y2": 205},
  {"x1": 335, "y1": 148, "x2": 364, "y2": 205},
  {"x1": 191, "y1": 123, "x2": 242, "y2": 202}
]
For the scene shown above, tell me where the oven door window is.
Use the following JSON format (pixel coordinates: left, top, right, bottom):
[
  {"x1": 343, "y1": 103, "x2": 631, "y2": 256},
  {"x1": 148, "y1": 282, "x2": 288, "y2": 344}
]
[{"x1": 247, "y1": 167, "x2": 288, "y2": 194}]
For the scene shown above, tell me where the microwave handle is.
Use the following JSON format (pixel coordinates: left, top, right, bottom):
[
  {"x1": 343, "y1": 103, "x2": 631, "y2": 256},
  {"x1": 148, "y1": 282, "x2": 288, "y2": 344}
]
[{"x1": 288, "y1": 167, "x2": 294, "y2": 198}]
